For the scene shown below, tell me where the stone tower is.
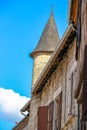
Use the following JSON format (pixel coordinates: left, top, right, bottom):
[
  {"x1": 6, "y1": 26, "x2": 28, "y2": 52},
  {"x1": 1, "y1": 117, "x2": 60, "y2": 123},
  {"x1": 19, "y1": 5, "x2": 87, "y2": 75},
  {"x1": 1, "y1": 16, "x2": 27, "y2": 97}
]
[{"x1": 30, "y1": 12, "x2": 60, "y2": 87}]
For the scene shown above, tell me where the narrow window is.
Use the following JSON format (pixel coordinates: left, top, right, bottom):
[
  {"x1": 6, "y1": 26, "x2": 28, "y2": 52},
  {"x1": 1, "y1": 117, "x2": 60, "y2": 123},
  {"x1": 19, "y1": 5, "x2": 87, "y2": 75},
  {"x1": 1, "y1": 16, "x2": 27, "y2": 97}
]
[
  {"x1": 54, "y1": 93, "x2": 62, "y2": 130},
  {"x1": 38, "y1": 106, "x2": 48, "y2": 130},
  {"x1": 38, "y1": 102, "x2": 54, "y2": 130},
  {"x1": 48, "y1": 101, "x2": 54, "y2": 130}
]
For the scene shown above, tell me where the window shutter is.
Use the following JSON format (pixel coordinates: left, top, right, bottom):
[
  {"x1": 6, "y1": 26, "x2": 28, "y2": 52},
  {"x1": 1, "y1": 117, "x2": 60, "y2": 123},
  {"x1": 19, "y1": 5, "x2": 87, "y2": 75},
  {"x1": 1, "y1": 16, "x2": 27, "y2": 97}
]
[
  {"x1": 38, "y1": 106, "x2": 48, "y2": 130},
  {"x1": 48, "y1": 101, "x2": 54, "y2": 130},
  {"x1": 57, "y1": 93, "x2": 62, "y2": 130},
  {"x1": 82, "y1": 45, "x2": 87, "y2": 121}
]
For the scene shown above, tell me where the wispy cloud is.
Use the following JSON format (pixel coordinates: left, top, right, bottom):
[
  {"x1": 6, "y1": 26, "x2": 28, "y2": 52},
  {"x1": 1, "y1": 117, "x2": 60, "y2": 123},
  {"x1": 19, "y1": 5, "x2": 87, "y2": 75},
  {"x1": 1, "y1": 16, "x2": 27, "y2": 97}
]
[{"x1": 0, "y1": 88, "x2": 29, "y2": 121}]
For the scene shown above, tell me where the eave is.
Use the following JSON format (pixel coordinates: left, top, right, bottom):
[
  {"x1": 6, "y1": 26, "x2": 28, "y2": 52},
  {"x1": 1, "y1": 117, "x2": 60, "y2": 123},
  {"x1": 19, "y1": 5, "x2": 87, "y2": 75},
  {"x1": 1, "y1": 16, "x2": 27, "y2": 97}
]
[
  {"x1": 30, "y1": 51, "x2": 53, "y2": 58},
  {"x1": 20, "y1": 100, "x2": 31, "y2": 112},
  {"x1": 12, "y1": 116, "x2": 28, "y2": 130},
  {"x1": 32, "y1": 24, "x2": 76, "y2": 95}
]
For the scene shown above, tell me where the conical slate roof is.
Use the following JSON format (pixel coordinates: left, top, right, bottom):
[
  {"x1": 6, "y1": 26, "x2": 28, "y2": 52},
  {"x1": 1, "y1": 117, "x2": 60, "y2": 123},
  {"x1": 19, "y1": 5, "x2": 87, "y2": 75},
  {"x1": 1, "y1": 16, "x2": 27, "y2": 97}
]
[{"x1": 30, "y1": 13, "x2": 60, "y2": 57}]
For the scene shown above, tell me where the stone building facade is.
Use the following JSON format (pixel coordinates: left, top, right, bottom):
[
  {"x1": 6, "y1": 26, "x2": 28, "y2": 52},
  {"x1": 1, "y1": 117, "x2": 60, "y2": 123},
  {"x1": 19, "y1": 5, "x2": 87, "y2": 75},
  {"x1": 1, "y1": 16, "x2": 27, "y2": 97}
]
[
  {"x1": 13, "y1": 0, "x2": 87, "y2": 129},
  {"x1": 28, "y1": 23, "x2": 76, "y2": 130},
  {"x1": 28, "y1": 0, "x2": 87, "y2": 130},
  {"x1": 12, "y1": 101, "x2": 30, "y2": 130},
  {"x1": 12, "y1": 116, "x2": 29, "y2": 130}
]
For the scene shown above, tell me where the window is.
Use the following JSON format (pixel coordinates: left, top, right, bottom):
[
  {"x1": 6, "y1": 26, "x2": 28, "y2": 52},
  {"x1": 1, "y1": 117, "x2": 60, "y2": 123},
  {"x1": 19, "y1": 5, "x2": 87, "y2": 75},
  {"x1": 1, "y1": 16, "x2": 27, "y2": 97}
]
[
  {"x1": 68, "y1": 70, "x2": 76, "y2": 116},
  {"x1": 38, "y1": 96, "x2": 62, "y2": 130},
  {"x1": 55, "y1": 93, "x2": 62, "y2": 130},
  {"x1": 38, "y1": 102, "x2": 54, "y2": 130},
  {"x1": 38, "y1": 106, "x2": 48, "y2": 130},
  {"x1": 48, "y1": 102, "x2": 54, "y2": 130}
]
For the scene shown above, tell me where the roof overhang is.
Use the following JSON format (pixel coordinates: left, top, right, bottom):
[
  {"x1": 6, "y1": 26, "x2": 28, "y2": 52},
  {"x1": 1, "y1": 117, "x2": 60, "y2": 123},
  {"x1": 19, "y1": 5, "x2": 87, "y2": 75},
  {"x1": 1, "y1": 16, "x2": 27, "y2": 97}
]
[
  {"x1": 30, "y1": 51, "x2": 53, "y2": 58},
  {"x1": 20, "y1": 100, "x2": 31, "y2": 112},
  {"x1": 12, "y1": 116, "x2": 28, "y2": 130},
  {"x1": 32, "y1": 24, "x2": 76, "y2": 95}
]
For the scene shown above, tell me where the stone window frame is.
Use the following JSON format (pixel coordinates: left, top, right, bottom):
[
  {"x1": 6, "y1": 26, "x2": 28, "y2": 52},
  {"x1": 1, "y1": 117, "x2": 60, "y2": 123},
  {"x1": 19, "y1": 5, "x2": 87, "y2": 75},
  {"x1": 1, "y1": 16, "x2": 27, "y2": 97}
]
[
  {"x1": 67, "y1": 61, "x2": 77, "y2": 117},
  {"x1": 53, "y1": 92, "x2": 62, "y2": 130}
]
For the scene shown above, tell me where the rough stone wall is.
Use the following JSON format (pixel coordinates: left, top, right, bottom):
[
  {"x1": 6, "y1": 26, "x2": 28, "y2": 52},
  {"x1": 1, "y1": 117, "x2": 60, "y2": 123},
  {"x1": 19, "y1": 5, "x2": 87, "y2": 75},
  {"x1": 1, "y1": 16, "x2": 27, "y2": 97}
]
[
  {"x1": 28, "y1": 1, "x2": 87, "y2": 130},
  {"x1": 28, "y1": 95, "x2": 41, "y2": 130},
  {"x1": 32, "y1": 53, "x2": 51, "y2": 86},
  {"x1": 61, "y1": 39, "x2": 77, "y2": 130},
  {"x1": 28, "y1": 39, "x2": 77, "y2": 130},
  {"x1": 40, "y1": 39, "x2": 77, "y2": 130},
  {"x1": 22, "y1": 125, "x2": 28, "y2": 130}
]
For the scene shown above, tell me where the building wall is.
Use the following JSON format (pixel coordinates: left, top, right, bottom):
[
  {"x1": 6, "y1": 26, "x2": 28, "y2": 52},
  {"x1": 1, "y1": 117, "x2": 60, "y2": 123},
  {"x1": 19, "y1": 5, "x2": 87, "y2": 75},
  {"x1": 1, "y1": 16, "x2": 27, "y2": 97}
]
[
  {"x1": 28, "y1": 38, "x2": 77, "y2": 130},
  {"x1": 12, "y1": 117, "x2": 28, "y2": 130},
  {"x1": 77, "y1": 0, "x2": 86, "y2": 78},
  {"x1": 40, "y1": 39, "x2": 77, "y2": 130},
  {"x1": 28, "y1": 1, "x2": 87, "y2": 130},
  {"x1": 23, "y1": 125, "x2": 28, "y2": 130},
  {"x1": 28, "y1": 95, "x2": 41, "y2": 130},
  {"x1": 75, "y1": 0, "x2": 87, "y2": 127},
  {"x1": 32, "y1": 53, "x2": 51, "y2": 86},
  {"x1": 76, "y1": 0, "x2": 87, "y2": 83}
]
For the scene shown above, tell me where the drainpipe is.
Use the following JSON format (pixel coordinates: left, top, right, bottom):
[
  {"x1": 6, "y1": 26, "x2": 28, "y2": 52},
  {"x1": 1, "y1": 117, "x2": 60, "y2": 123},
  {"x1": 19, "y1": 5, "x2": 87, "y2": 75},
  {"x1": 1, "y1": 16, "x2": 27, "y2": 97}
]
[{"x1": 21, "y1": 111, "x2": 27, "y2": 117}]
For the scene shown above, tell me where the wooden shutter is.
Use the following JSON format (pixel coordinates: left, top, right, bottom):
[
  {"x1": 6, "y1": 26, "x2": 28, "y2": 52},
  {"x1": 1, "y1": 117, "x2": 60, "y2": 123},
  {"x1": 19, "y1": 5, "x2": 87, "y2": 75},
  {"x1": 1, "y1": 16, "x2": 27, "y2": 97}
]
[
  {"x1": 82, "y1": 45, "x2": 87, "y2": 121},
  {"x1": 76, "y1": 0, "x2": 82, "y2": 60},
  {"x1": 57, "y1": 93, "x2": 62, "y2": 130},
  {"x1": 48, "y1": 101, "x2": 54, "y2": 130},
  {"x1": 38, "y1": 106, "x2": 48, "y2": 130}
]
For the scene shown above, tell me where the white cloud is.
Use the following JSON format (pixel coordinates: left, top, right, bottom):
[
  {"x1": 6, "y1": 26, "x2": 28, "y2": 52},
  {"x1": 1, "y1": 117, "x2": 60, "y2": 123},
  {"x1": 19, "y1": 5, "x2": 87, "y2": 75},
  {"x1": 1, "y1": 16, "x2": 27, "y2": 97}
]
[{"x1": 0, "y1": 88, "x2": 29, "y2": 121}]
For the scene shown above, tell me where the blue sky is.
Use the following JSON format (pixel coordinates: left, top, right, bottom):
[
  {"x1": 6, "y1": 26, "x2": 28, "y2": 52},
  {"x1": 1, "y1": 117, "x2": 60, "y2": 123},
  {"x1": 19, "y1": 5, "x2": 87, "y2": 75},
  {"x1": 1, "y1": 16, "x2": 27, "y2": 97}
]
[{"x1": 0, "y1": 0, "x2": 68, "y2": 129}]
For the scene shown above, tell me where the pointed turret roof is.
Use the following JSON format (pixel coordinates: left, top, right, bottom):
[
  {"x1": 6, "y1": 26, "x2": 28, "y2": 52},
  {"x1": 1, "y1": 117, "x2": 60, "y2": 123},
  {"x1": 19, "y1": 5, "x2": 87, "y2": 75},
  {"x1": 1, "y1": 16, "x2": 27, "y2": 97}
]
[{"x1": 30, "y1": 12, "x2": 60, "y2": 57}]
